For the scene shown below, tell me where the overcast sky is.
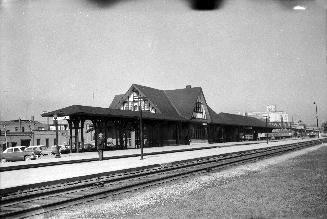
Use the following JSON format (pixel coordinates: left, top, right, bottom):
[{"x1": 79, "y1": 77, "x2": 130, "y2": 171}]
[{"x1": 0, "y1": 0, "x2": 326, "y2": 126}]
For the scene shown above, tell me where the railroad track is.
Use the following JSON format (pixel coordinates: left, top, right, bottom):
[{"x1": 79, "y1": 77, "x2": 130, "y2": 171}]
[{"x1": 0, "y1": 138, "x2": 326, "y2": 219}]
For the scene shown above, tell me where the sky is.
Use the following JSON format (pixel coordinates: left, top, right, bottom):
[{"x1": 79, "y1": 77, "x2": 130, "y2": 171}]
[{"x1": 0, "y1": 0, "x2": 326, "y2": 126}]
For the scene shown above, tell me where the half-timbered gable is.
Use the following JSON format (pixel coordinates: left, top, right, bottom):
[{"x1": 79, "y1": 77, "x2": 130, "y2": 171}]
[
  {"x1": 110, "y1": 84, "x2": 160, "y2": 114},
  {"x1": 191, "y1": 90, "x2": 212, "y2": 122}
]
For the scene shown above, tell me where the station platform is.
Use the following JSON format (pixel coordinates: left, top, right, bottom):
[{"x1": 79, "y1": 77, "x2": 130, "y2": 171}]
[{"x1": 0, "y1": 138, "x2": 317, "y2": 189}]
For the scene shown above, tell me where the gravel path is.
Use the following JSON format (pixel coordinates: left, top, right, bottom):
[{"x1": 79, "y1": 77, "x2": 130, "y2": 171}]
[{"x1": 44, "y1": 144, "x2": 327, "y2": 219}]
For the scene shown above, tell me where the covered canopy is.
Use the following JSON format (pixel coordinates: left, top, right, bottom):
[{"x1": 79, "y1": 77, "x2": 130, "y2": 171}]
[{"x1": 41, "y1": 105, "x2": 187, "y2": 122}]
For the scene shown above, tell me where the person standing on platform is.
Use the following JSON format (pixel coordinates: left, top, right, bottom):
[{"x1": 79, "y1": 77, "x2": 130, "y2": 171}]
[{"x1": 97, "y1": 132, "x2": 105, "y2": 161}]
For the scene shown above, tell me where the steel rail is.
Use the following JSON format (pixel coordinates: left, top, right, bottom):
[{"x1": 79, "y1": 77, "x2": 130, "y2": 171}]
[
  {"x1": 0, "y1": 138, "x2": 326, "y2": 219},
  {"x1": 0, "y1": 141, "x2": 313, "y2": 202}
]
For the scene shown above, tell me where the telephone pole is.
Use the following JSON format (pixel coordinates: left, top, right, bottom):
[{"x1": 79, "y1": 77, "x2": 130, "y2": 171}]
[{"x1": 313, "y1": 102, "x2": 319, "y2": 138}]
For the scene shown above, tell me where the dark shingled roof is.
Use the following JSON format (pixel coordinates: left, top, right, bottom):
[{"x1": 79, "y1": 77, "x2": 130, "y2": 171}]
[
  {"x1": 165, "y1": 87, "x2": 202, "y2": 120},
  {"x1": 207, "y1": 106, "x2": 269, "y2": 128},
  {"x1": 109, "y1": 94, "x2": 124, "y2": 109},
  {"x1": 110, "y1": 84, "x2": 204, "y2": 120},
  {"x1": 133, "y1": 84, "x2": 180, "y2": 117},
  {"x1": 216, "y1": 113, "x2": 267, "y2": 127}
]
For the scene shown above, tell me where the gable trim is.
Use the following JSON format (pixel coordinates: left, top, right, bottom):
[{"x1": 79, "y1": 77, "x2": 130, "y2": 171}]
[
  {"x1": 198, "y1": 89, "x2": 212, "y2": 123},
  {"x1": 122, "y1": 84, "x2": 162, "y2": 114}
]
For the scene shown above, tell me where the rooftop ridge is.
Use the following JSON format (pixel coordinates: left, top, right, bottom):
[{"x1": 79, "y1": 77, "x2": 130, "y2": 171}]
[{"x1": 163, "y1": 86, "x2": 202, "y2": 92}]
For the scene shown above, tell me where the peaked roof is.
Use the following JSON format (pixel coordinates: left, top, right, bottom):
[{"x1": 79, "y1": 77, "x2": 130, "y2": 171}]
[
  {"x1": 109, "y1": 84, "x2": 205, "y2": 120},
  {"x1": 132, "y1": 84, "x2": 179, "y2": 116},
  {"x1": 109, "y1": 94, "x2": 124, "y2": 109},
  {"x1": 165, "y1": 87, "x2": 202, "y2": 120}
]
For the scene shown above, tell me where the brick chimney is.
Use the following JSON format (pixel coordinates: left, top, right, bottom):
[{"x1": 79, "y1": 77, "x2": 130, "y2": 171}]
[{"x1": 186, "y1": 85, "x2": 192, "y2": 89}]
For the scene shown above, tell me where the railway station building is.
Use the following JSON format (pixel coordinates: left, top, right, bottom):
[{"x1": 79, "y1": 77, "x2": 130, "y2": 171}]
[{"x1": 42, "y1": 84, "x2": 273, "y2": 151}]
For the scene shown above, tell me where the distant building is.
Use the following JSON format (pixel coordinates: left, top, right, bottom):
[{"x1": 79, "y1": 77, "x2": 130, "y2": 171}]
[
  {"x1": 242, "y1": 105, "x2": 290, "y2": 129},
  {"x1": 0, "y1": 118, "x2": 69, "y2": 150}
]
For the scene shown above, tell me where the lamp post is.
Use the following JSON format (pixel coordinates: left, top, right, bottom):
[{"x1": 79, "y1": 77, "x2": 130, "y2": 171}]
[
  {"x1": 3, "y1": 125, "x2": 8, "y2": 149},
  {"x1": 134, "y1": 96, "x2": 147, "y2": 160},
  {"x1": 140, "y1": 104, "x2": 143, "y2": 160},
  {"x1": 264, "y1": 115, "x2": 269, "y2": 144},
  {"x1": 313, "y1": 102, "x2": 319, "y2": 138},
  {"x1": 54, "y1": 114, "x2": 61, "y2": 158}
]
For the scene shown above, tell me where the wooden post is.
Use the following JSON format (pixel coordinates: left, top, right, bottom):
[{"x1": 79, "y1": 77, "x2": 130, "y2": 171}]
[
  {"x1": 243, "y1": 127, "x2": 246, "y2": 141},
  {"x1": 68, "y1": 120, "x2": 73, "y2": 153},
  {"x1": 207, "y1": 125, "x2": 212, "y2": 144},
  {"x1": 81, "y1": 119, "x2": 85, "y2": 152},
  {"x1": 93, "y1": 120, "x2": 98, "y2": 150},
  {"x1": 74, "y1": 120, "x2": 79, "y2": 153},
  {"x1": 104, "y1": 120, "x2": 108, "y2": 150},
  {"x1": 124, "y1": 129, "x2": 128, "y2": 148},
  {"x1": 176, "y1": 123, "x2": 179, "y2": 145},
  {"x1": 114, "y1": 126, "x2": 119, "y2": 147},
  {"x1": 150, "y1": 122, "x2": 154, "y2": 147},
  {"x1": 222, "y1": 126, "x2": 225, "y2": 142}
]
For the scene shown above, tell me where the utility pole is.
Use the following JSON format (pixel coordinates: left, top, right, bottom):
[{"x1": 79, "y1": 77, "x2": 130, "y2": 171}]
[
  {"x1": 54, "y1": 114, "x2": 61, "y2": 158},
  {"x1": 93, "y1": 91, "x2": 95, "y2": 103},
  {"x1": 264, "y1": 115, "x2": 269, "y2": 144},
  {"x1": 313, "y1": 102, "x2": 319, "y2": 138},
  {"x1": 4, "y1": 125, "x2": 8, "y2": 149}
]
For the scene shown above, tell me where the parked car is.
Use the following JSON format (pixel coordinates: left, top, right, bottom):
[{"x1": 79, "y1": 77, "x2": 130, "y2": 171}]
[
  {"x1": 0, "y1": 146, "x2": 37, "y2": 162},
  {"x1": 51, "y1": 145, "x2": 70, "y2": 155},
  {"x1": 25, "y1": 145, "x2": 47, "y2": 157},
  {"x1": 40, "y1": 146, "x2": 53, "y2": 156}
]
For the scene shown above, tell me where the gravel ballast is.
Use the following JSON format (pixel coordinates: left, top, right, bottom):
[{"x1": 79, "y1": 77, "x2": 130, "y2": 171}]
[{"x1": 47, "y1": 143, "x2": 327, "y2": 219}]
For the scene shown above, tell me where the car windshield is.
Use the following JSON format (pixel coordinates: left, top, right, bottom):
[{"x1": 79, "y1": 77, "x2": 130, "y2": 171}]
[{"x1": 20, "y1": 147, "x2": 26, "y2": 151}]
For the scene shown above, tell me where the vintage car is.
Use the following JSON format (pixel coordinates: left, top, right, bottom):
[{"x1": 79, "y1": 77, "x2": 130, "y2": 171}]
[
  {"x1": 25, "y1": 145, "x2": 47, "y2": 157},
  {"x1": 1, "y1": 146, "x2": 37, "y2": 162},
  {"x1": 50, "y1": 145, "x2": 70, "y2": 155}
]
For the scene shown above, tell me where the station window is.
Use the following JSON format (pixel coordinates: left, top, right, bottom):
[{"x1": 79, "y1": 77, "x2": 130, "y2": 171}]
[
  {"x1": 194, "y1": 101, "x2": 203, "y2": 113},
  {"x1": 37, "y1": 139, "x2": 41, "y2": 145},
  {"x1": 15, "y1": 127, "x2": 18, "y2": 131},
  {"x1": 22, "y1": 127, "x2": 25, "y2": 132}
]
